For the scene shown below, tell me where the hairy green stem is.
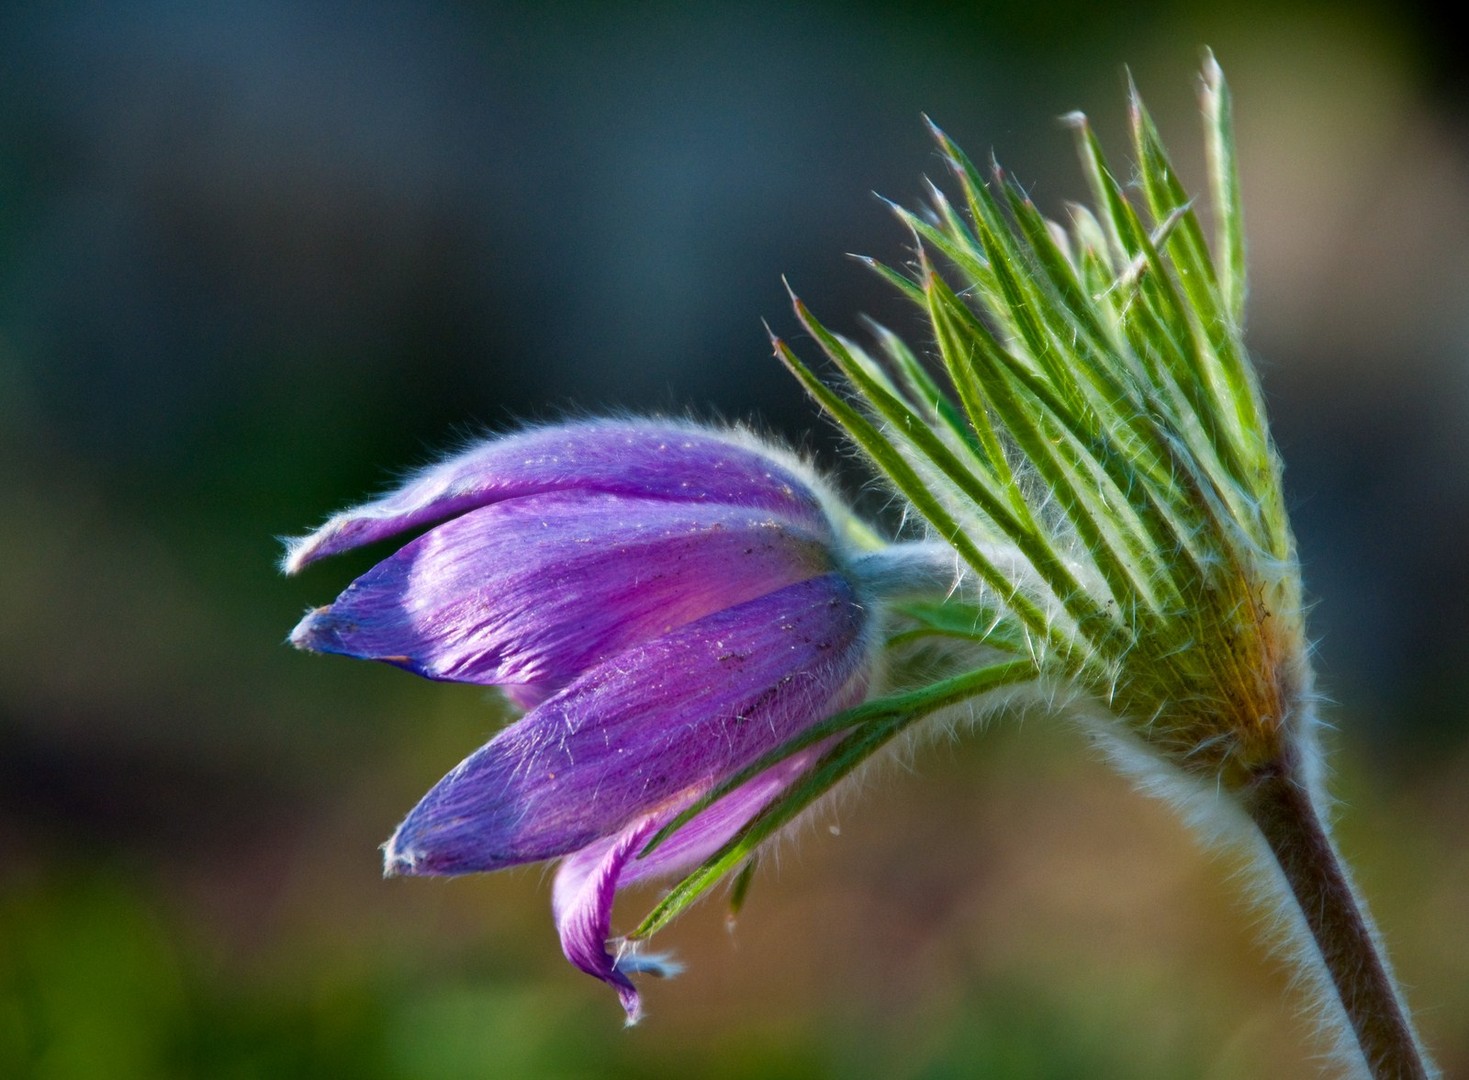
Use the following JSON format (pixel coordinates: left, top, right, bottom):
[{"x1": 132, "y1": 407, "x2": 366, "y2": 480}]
[{"x1": 1246, "y1": 759, "x2": 1434, "y2": 1079}]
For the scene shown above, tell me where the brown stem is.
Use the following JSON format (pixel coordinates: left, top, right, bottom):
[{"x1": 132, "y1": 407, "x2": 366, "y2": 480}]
[{"x1": 1247, "y1": 761, "x2": 1433, "y2": 1079}]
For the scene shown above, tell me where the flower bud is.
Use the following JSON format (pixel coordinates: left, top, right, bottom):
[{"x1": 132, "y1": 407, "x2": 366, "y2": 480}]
[{"x1": 285, "y1": 419, "x2": 947, "y2": 1020}]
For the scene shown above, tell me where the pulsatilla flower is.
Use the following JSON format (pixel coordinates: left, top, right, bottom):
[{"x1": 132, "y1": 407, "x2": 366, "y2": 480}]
[
  {"x1": 284, "y1": 58, "x2": 1438, "y2": 1074},
  {"x1": 284, "y1": 419, "x2": 952, "y2": 1021}
]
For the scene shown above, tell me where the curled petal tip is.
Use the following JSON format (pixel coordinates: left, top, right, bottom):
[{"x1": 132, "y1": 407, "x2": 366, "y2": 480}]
[
  {"x1": 618, "y1": 988, "x2": 643, "y2": 1026},
  {"x1": 613, "y1": 949, "x2": 681, "y2": 1025}
]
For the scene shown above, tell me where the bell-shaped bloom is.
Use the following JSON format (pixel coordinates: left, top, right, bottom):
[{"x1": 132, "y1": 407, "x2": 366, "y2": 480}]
[{"x1": 284, "y1": 420, "x2": 916, "y2": 1021}]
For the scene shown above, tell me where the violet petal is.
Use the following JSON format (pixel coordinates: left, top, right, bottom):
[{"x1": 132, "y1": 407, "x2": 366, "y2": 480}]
[
  {"x1": 550, "y1": 816, "x2": 665, "y2": 1023},
  {"x1": 290, "y1": 493, "x2": 833, "y2": 706},
  {"x1": 383, "y1": 574, "x2": 869, "y2": 875},
  {"x1": 283, "y1": 421, "x2": 828, "y2": 573}
]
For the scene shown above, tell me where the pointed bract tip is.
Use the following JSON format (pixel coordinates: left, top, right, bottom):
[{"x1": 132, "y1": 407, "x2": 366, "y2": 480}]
[
  {"x1": 1202, "y1": 46, "x2": 1221, "y2": 81},
  {"x1": 1200, "y1": 50, "x2": 1228, "y2": 105},
  {"x1": 763, "y1": 322, "x2": 785, "y2": 354},
  {"x1": 886, "y1": 201, "x2": 922, "y2": 243},
  {"x1": 1059, "y1": 110, "x2": 1089, "y2": 130}
]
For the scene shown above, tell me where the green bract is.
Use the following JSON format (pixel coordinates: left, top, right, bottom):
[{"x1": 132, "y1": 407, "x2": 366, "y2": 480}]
[{"x1": 639, "y1": 51, "x2": 1309, "y2": 934}]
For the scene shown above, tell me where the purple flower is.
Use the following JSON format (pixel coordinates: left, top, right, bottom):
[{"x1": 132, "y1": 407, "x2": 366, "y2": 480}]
[{"x1": 283, "y1": 420, "x2": 917, "y2": 1021}]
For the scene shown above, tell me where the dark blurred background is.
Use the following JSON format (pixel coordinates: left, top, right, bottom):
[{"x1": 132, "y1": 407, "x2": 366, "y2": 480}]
[{"x1": 2, "y1": 2, "x2": 1466, "y2": 1077}]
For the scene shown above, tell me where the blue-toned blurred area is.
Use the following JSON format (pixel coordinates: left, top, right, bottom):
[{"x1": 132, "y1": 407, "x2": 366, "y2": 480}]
[{"x1": 3, "y1": 2, "x2": 1467, "y2": 1076}]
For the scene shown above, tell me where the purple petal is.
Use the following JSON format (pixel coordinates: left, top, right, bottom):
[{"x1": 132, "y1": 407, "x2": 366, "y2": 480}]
[
  {"x1": 550, "y1": 816, "x2": 667, "y2": 1023},
  {"x1": 383, "y1": 573, "x2": 870, "y2": 875},
  {"x1": 290, "y1": 493, "x2": 833, "y2": 706},
  {"x1": 283, "y1": 421, "x2": 830, "y2": 574},
  {"x1": 550, "y1": 740, "x2": 836, "y2": 1021}
]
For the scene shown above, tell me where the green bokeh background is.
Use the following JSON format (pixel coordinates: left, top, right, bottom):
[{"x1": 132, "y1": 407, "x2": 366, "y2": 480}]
[{"x1": 3, "y1": 2, "x2": 1466, "y2": 1076}]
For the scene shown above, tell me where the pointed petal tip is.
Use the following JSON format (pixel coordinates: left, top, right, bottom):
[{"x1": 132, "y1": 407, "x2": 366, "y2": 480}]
[
  {"x1": 381, "y1": 824, "x2": 476, "y2": 878},
  {"x1": 283, "y1": 509, "x2": 391, "y2": 573},
  {"x1": 380, "y1": 775, "x2": 541, "y2": 878},
  {"x1": 286, "y1": 606, "x2": 332, "y2": 652},
  {"x1": 278, "y1": 541, "x2": 305, "y2": 577},
  {"x1": 280, "y1": 526, "x2": 336, "y2": 576},
  {"x1": 381, "y1": 813, "x2": 463, "y2": 878},
  {"x1": 381, "y1": 832, "x2": 417, "y2": 877}
]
